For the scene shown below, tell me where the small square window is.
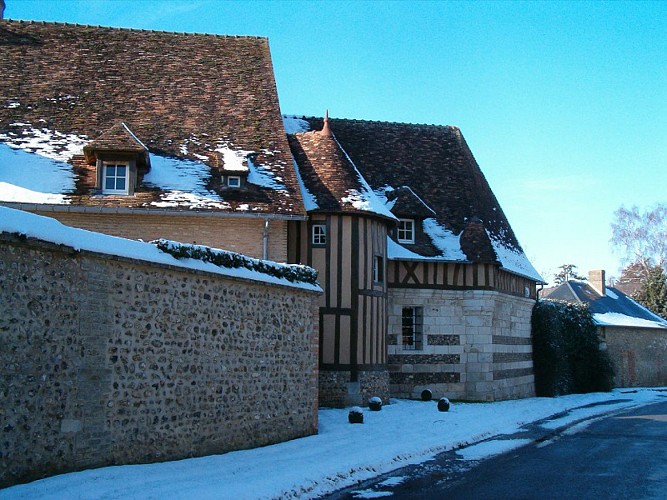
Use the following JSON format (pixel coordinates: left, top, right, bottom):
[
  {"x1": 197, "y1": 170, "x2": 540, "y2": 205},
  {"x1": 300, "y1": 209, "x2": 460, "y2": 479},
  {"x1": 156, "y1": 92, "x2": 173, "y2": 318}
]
[
  {"x1": 398, "y1": 219, "x2": 415, "y2": 243},
  {"x1": 401, "y1": 306, "x2": 423, "y2": 350},
  {"x1": 227, "y1": 176, "x2": 241, "y2": 188},
  {"x1": 373, "y1": 255, "x2": 384, "y2": 283},
  {"x1": 312, "y1": 224, "x2": 327, "y2": 246},
  {"x1": 103, "y1": 163, "x2": 129, "y2": 194}
]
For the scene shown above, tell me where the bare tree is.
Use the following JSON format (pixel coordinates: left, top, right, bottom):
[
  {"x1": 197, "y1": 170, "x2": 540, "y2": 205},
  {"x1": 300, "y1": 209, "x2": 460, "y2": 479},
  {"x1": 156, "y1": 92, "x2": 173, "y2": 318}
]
[
  {"x1": 610, "y1": 204, "x2": 667, "y2": 276},
  {"x1": 554, "y1": 264, "x2": 585, "y2": 285}
]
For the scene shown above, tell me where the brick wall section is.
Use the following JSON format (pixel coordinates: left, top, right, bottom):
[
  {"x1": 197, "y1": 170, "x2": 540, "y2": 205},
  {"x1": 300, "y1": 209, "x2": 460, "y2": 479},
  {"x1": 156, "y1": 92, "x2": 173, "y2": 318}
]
[
  {"x1": 600, "y1": 326, "x2": 667, "y2": 388},
  {"x1": 388, "y1": 289, "x2": 535, "y2": 401},
  {"x1": 0, "y1": 234, "x2": 319, "y2": 488},
  {"x1": 318, "y1": 370, "x2": 390, "y2": 407},
  {"x1": 32, "y1": 211, "x2": 288, "y2": 261}
]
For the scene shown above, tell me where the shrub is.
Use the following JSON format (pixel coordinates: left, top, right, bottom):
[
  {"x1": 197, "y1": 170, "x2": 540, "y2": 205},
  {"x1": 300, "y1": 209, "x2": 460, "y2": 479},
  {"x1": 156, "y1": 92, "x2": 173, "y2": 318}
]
[
  {"x1": 368, "y1": 397, "x2": 382, "y2": 411},
  {"x1": 348, "y1": 407, "x2": 364, "y2": 424},
  {"x1": 531, "y1": 300, "x2": 614, "y2": 396}
]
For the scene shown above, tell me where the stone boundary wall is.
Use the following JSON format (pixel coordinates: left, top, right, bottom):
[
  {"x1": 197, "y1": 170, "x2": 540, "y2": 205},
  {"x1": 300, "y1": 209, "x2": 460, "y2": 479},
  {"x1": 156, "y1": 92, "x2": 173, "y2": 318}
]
[
  {"x1": 318, "y1": 369, "x2": 390, "y2": 408},
  {"x1": 388, "y1": 289, "x2": 535, "y2": 401},
  {"x1": 601, "y1": 326, "x2": 667, "y2": 388},
  {"x1": 0, "y1": 234, "x2": 320, "y2": 488}
]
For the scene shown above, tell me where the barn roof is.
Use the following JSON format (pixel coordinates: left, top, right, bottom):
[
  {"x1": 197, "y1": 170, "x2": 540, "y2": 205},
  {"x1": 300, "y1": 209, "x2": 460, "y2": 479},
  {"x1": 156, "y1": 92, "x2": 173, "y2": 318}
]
[{"x1": 0, "y1": 20, "x2": 304, "y2": 216}]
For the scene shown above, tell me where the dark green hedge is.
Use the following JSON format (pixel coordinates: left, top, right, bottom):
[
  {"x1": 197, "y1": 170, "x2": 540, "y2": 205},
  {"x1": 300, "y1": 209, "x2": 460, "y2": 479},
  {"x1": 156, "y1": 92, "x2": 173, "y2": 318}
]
[
  {"x1": 152, "y1": 239, "x2": 319, "y2": 286},
  {"x1": 531, "y1": 300, "x2": 614, "y2": 397}
]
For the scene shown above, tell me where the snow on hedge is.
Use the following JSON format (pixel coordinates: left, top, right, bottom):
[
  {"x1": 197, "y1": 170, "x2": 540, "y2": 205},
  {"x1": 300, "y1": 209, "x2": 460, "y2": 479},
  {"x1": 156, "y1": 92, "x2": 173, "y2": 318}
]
[{"x1": 0, "y1": 207, "x2": 321, "y2": 291}]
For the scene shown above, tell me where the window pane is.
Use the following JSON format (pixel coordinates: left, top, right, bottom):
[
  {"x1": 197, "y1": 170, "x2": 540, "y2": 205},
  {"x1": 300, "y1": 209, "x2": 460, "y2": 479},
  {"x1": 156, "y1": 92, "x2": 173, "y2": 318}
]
[
  {"x1": 105, "y1": 177, "x2": 115, "y2": 190},
  {"x1": 107, "y1": 165, "x2": 116, "y2": 177},
  {"x1": 116, "y1": 178, "x2": 126, "y2": 190},
  {"x1": 116, "y1": 165, "x2": 127, "y2": 177}
]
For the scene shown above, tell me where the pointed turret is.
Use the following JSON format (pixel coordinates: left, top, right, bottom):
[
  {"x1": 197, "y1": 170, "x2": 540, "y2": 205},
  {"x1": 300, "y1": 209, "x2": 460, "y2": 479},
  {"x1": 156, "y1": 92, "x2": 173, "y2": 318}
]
[{"x1": 319, "y1": 109, "x2": 332, "y2": 136}]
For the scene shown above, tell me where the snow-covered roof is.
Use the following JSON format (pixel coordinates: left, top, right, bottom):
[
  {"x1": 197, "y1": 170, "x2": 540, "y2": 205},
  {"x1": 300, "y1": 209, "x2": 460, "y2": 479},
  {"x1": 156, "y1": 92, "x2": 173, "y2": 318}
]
[
  {"x1": 287, "y1": 116, "x2": 543, "y2": 282},
  {"x1": 546, "y1": 280, "x2": 667, "y2": 329},
  {"x1": 0, "y1": 206, "x2": 321, "y2": 292},
  {"x1": 0, "y1": 20, "x2": 305, "y2": 216},
  {"x1": 287, "y1": 126, "x2": 397, "y2": 221}
]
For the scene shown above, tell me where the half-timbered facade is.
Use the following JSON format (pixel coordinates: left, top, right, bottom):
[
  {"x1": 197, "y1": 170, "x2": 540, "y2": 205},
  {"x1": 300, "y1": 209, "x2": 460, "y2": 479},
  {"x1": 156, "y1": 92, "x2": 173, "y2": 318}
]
[{"x1": 288, "y1": 116, "x2": 543, "y2": 404}]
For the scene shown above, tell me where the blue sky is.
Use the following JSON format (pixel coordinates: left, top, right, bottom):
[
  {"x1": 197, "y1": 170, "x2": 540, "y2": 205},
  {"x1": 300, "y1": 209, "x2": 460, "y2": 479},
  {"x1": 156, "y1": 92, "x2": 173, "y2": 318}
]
[{"x1": 6, "y1": 0, "x2": 666, "y2": 282}]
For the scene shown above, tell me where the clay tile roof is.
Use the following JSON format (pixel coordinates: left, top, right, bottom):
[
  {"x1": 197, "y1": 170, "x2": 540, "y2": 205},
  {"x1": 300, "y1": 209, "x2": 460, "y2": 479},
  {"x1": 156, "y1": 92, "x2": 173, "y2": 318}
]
[
  {"x1": 300, "y1": 116, "x2": 522, "y2": 248},
  {"x1": 387, "y1": 186, "x2": 436, "y2": 218},
  {"x1": 0, "y1": 20, "x2": 304, "y2": 215},
  {"x1": 288, "y1": 129, "x2": 394, "y2": 220},
  {"x1": 85, "y1": 122, "x2": 147, "y2": 154}
]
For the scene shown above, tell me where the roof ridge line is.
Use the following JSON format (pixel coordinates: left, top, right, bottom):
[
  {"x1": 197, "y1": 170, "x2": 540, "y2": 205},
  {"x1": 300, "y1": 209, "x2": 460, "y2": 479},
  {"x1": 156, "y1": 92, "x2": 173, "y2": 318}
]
[
  {"x1": 287, "y1": 114, "x2": 458, "y2": 130},
  {"x1": 2, "y1": 18, "x2": 266, "y2": 39}
]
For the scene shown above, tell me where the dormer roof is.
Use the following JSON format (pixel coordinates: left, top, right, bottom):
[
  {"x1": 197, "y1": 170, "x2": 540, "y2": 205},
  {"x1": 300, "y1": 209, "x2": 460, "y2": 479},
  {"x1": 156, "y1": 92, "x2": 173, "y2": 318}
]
[
  {"x1": 84, "y1": 122, "x2": 150, "y2": 168},
  {"x1": 386, "y1": 186, "x2": 436, "y2": 219}
]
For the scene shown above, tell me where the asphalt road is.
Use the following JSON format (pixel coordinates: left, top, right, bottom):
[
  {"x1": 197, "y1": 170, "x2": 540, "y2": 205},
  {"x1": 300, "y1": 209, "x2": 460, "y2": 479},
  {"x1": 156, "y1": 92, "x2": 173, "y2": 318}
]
[{"x1": 325, "y1": 398, "x2": 667, "y2": 499}]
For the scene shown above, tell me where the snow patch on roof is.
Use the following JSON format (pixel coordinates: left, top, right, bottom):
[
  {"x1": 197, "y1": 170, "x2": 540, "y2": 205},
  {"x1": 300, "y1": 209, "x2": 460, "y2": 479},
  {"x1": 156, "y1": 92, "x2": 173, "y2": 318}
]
[
  {"x1": 0, "y1": 143, "x2": 75, "y2": 204},
  {"x1": 292, "y1": 158, "x2": 319, "y2": 211},
  {"x1": 216, "y1": 144, "x2": 250, "y2": 172},
  {"x1": 606, "y1": 289, "x2": 619, "y2": 300},
  {"x1": 334, "y1": 136, "x2": 396, "y2": 220},
  {"x1": 0, "y1": 206, "x2": 320, "y2": 292},
  {"x1": 282, "y1": 115, "x2": 311, "y2": 134},
  {"x1": 594, "y1": 312, "x2": 667, "y2": 329},
  {"x1": 487, "y1": 231, "x2": 543, "y2": 282},
  {"x1": 143, "y1": 155, "x2": 230, "y2": 208},
  {"x1": 373, "y1": 186, "x2": 398, "y2": 211},
  {"x1": 0, "y1": 124, "x2": 88, "y2": 161},
  {"x1": 247, "y1": 157, "x2": 286, "y2": 191},
  {"x1": 422, "y1": 218, "x2": 466, "y2": 260}
]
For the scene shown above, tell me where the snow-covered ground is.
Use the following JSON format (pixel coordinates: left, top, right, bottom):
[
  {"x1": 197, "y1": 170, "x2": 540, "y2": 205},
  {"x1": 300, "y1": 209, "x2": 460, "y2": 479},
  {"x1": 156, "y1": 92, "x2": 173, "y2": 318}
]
[{"x1": 2, "y1": 388, "x2": 664, "y2": 499}]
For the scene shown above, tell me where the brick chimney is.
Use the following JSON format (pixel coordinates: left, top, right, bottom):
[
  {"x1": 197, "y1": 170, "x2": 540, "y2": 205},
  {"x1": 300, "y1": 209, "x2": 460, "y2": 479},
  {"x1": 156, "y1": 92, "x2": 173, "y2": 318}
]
[{"x1": 589, "y1": 269, "x2": 606, "y2": 296}]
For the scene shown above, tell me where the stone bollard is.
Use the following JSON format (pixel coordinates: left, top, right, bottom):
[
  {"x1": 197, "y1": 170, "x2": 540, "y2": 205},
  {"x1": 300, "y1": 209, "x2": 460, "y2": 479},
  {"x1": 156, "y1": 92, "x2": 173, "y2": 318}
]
[
  {"x1": 368, "y1": 396, "x2": 382, "y2": 411},
  {"x1": 348, "y1": 406, "x2": 364, "y2": 424},
  {"x1": 420, "y1": 389, "x2": 433, "y2": 401},
  {"x1": 437, "y1": 397, "x2": 450, "y2": 412}
]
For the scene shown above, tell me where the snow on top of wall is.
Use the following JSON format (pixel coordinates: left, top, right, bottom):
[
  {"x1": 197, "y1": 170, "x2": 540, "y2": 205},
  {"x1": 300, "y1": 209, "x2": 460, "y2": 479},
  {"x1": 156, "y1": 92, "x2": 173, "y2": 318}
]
[
  {"x1": 292, "y1": 158, "x2": 319, "y2": 211},
  {"x1": 0, "y1": 206, "x2": 321, "y2": 292},
  {"x1": 487, "y1": 230, "x2": 543, "y2": 282},
  {"x1": 594, "y1": 312, "x2": 667, "y2": 329},
  {"x1": 0, "y1": 143, "x2": 75, "y2": 204},
  {"x1": 282, "y1": 115, "x2": 311, "y2": 134}
]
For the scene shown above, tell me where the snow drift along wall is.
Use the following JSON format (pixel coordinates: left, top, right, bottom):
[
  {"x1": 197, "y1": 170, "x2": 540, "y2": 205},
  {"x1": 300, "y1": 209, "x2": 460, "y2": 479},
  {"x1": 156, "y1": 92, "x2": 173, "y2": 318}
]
[{"x1": 0, "y1": 232, "x2": 320, "y2": 488}]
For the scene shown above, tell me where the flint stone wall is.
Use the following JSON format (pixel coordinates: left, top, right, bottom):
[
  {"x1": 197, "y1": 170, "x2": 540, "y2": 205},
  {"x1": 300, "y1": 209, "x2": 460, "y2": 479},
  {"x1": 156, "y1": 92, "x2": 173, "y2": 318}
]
[{"x1": 0, "y1": 233, "x2": 320, "y2": 488}]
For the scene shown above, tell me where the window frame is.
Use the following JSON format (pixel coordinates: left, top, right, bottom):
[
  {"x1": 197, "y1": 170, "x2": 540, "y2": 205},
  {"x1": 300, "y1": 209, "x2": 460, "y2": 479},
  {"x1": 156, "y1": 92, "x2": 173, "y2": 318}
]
[
  {"x1": 373, "y1": 255, "x2": 384, "y2": 283},
  {"x1": 102, "y1": 161, "x2": 130, "y2": 195},
  {"x1": 397, "y1": 218, "x2": 415, "y2": 244},
  {"x1": 401, "y1": 306, "x2": 424, "y2": 351},
  {"x1": 311, "y1": 223, "x2": 327, "y2": 247},
  {"x1": 227, "y1": 175, "x2": 242, "y2": 188}
]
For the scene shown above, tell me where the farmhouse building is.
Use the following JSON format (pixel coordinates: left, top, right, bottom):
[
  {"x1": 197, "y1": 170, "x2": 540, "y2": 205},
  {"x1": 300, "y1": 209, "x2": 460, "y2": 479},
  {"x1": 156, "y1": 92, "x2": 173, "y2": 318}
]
[
  {"x1": 544, "y1": 270, "x2": 667, "y2": 388},
  {"x1": 1, "y1": 19, "x2": 542, "y2": 406}
]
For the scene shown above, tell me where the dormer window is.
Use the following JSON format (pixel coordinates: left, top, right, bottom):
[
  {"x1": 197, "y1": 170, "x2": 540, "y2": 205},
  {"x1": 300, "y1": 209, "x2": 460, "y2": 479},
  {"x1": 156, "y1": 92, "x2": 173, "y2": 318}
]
[
  {"x1": 84, "y1": 122, "x2": 150, "y2": 197},
  {"x1": 227, "y1": 175, "x2": 241, "y2": 188},
  {"x1": 102, "y1": 162, "x2": 129, "y2": 194},
  {"x1": 398, "y1": 219, "x2": 415, "y2": 244}
]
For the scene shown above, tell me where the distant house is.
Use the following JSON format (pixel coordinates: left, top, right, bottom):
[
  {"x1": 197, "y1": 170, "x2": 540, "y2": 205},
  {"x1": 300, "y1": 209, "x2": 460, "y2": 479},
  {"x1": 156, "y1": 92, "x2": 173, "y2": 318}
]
[
  {"x1": 1, "y1": 19, "x2": 543, "y2": 406},
  {"x1": 544, "y1": 270, "x2": 667, "y2": 387}
]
